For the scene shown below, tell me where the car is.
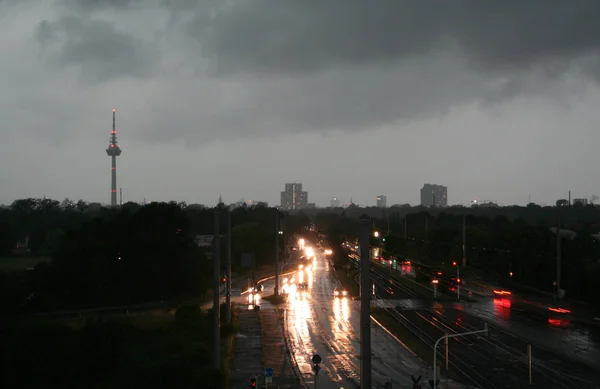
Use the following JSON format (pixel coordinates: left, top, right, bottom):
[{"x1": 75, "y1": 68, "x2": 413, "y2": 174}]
[
  {"x1": 333, "y1": 287, "x2": 348, "y2": 297},
  {"x1": 297, "y1": 282, "x2": 308, "y2": 290},
  {"x1": 253, "y1": 284, "x2": 264, "y2": 293}
]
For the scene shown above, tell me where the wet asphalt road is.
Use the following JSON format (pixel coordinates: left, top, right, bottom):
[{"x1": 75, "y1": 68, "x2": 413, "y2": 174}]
[
  {"x1": 371, "y1": 260, "x2": 600, "y2": 371},
  {"x1": 369, "y1": 265, "x2": 600, "y2": 388},
  {"x1": 283, "y1": 254, "x2": 470, "y2": 389}
]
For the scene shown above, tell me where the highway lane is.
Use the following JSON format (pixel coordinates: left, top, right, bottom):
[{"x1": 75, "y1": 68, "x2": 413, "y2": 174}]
[
  {"x1": 369, "y1": 265, "x2": 600, "y2": 388},
  {"x1": 284, "y1": 251, "x2": 471, "y2": 389},
  {"x1": 448, "y1": 298, "x2": 600, "y2": 371},
  {"x1": 402, "y1": 308, "x2": 596, "y2": 389},
  {"x1": 442, "y1": 306, "x2": 600, "y2": 388},
  {"x1": 370, "y1": 260, "x2": 600, "y2": 372},
  {"x1": 285, "y1": 256, "x2": 359, "y2": 388}
]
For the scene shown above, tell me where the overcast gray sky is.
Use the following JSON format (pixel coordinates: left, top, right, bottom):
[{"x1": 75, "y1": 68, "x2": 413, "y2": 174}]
[{"x1": 2, "y1": 0, "x2": 600, "y2": 207}]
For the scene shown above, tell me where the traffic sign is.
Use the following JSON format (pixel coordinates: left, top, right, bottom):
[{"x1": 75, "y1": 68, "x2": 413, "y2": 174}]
[
  {"x1": 312, "y1": 354, "x2": 322, "y2": 364},
  {"x1": 264, "y1": 367, "x2": 273, "y2": 377},
  {"x1": 265, "y1": 377, "x2": 273, "y2": 383},
  {"x1": 312, "y1": 364, "x2": 321, "y2": 374}
]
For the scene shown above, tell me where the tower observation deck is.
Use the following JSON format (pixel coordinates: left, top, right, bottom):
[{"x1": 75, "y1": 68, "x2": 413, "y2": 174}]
[{"x1": 106, "y1": 109, "x2": 122, "y2": 206}]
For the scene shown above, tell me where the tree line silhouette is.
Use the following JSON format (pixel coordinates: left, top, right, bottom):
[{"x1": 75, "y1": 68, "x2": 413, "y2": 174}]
[
  {"x1": 315, "y1": 208, "x2": 600, "y2": 305},
  {"x1": 0, "y1": 198, "x2": 309, "y2": 313}
]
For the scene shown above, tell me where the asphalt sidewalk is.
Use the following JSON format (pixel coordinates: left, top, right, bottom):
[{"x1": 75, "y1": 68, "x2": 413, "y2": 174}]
[
  {"x1": 260, "y1": 307, "x2": 300, "y2": 388},
  {"x1": 230, "y1": 307, "x2": 263, "y2": 388},
  {"x1": 229, "y1": 302, "x2": 300, "y2": 389}
]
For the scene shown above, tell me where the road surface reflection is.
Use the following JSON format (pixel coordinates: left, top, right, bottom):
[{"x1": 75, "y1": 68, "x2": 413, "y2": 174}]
[{"x1": 333, "y1": 297, "x2": 350, "y2": 322}]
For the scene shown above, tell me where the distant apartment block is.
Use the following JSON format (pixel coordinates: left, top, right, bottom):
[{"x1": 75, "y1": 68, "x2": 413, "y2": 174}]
[
  {"x1": 420, "y1": 184, "x2": 448, "y2": 207},
  {"x1": 376, "y1": 195, "x2": 387, "y2": 208},
  {"x1": 573, "y1": 198, "x2": 588, "y2": 206},
  {"x1": 280, "y1": 183, "x2": 308, "y2": 210},
  {"x1": 330, "y1": 197, "x2": 341, "y2": 207}
]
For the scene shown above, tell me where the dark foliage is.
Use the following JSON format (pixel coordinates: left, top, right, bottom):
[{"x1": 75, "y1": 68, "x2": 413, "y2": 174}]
[
  {"x1": 0, "y1": 198, "x2": 308, "y2": 313},
  {"x1": 0, "y1": 314, "x2": 224, "y2": 389},
  {"x1": 315, "y1": 209, "x2": 600, "y2": 305}
]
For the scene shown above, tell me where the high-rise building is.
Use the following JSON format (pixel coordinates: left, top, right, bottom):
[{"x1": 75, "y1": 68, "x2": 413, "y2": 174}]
[
  {"x1": 420, "y1": 184, "x2": 447, "y2": 207},
  {"x1": 376, "y1": 195, "x2": 387, "y2": 208},
  {"x1": 105, "y1": 109, "x2": 122, "y2": 207},
  {"x1": 330, "y1": 197, "x2": 341, "y2": 207},
  {"x1": 280, "y1": 183, "x2": 308, "y2": 210}
]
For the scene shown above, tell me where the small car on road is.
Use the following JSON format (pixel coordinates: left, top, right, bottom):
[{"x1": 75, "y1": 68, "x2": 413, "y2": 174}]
[
  {"x1": 333, "y1": 287, "x2": 348, "y2": 297},
  {"x1": 252, "y1": 284, "x2": 264, "y2": 293},
  {"x1": 297, "y1": 282, "x2": 308, "y2": 291}
]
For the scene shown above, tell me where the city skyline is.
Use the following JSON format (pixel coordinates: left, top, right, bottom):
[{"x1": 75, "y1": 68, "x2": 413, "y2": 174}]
[{"x1": 2, "y1": 2, "x2": 600, "y2": 207}]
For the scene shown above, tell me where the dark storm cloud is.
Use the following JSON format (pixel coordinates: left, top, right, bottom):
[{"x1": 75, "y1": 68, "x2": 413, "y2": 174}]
[
  {"x1": 189, "y1": 0, "x2": 600, "y2": 77},
  {"x1": 57, "y1": 0, "x2": 143, "y2": 11},
  {"x1": 24, "y1": 0, "x2": 600, "y2": 144},
  {"x1": 34, "y1": 16, "x2": 160, "y2": 82}
]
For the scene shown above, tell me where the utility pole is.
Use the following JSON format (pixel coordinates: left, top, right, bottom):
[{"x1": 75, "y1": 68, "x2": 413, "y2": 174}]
[
  {"x1": 404, "y1": 217, "x2": 407, "y2": 240},
  {"x1": 556, "y1": 219, "x2": 561, "y2": 297},
  {"x1": 462, "y1": 213, "x2": 467, "y2": 267},
  {"x1": 359, "y1": 216, "x2": 372, "y2": 389},
  {"x1": 387, "y1": 213, "x2": 390, "y2": 236},
  {"x1": 528, "y1": 343, "x2": 533, "y2": 385},
  {"x1": 226, "y1": 210, "x2": 232, "y2": 324},
  {"x1": 425, "y1": 215, "x2": 428, "y2": 259},
  {"x1": 275, "y1": 212, "x2": 280, "y2": 297},
  {"x1": 283, "y1": 212, "x2": 288, "y2": 267},
  {"x1": 213, "y1": 210, "x2": 221, "y2": 370}
]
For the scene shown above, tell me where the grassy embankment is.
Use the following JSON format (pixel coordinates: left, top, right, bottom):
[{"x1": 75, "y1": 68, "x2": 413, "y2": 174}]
[
  {"x1": 0, "y1": 256, "x2": 50, "y2": 271},
  {"x1": 1, "y1": 303, "x2": 237, "y2": 389}
]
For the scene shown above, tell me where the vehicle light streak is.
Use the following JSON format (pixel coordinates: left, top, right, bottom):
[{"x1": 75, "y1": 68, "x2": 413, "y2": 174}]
[{"x1": 548, "y1": 307, "x2": 571, "y2": 314}]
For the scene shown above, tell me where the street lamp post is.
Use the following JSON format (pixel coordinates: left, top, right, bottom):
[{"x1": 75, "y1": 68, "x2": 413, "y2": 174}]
[
  {"x1": 432, "y1": 325, "x2": 489, "y2": 389},
  {"x1": 212, "y1": 210, "x2": 221, "y2": 370},
  {"x1": 275, "y1": 213, "x2": 280, "y2": 297},
  {"x1": 359, "y1": 216, "x2": 372, "y2": 389}
]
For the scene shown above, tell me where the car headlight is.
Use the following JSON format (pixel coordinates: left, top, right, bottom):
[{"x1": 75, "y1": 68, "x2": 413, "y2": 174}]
[
  {"x1": 342, "y1": 291, "x2": 347, "y2": 296},
  {"x1": 334, "y1": 291, "x2": 339, "y2": 296}
]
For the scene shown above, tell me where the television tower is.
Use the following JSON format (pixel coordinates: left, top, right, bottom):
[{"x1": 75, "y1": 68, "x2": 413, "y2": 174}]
[{"x1": 106, "y1": 109, "x2": 122, "y2": 206}]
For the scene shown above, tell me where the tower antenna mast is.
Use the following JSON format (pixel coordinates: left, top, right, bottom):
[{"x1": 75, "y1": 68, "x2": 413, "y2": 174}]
[{"x1": 106, "y1": 109, "x2": 122, "y2": 206}]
